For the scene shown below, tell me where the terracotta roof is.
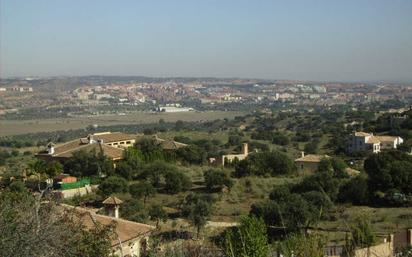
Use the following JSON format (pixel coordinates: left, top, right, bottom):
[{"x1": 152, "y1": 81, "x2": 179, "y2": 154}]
[
  {"x1": 153, "y1": 136, "x2": 188, "y2": 150},
  {"x1": 38, "y1": 132, "x2": 136, "y2": 155},
  {"x1": 56, "y1": 143, "x2": 124, "y2": 160},
  {"x1": 103, "y1": 196, "x2": 123, "y2": 205},
  {"x1": 160, "y1": 140, "x2": 188, "y2": 150},
  {"x1": 37, "y1": 140, "x2": 124, "y2": 160},
  {"x1": 366, "y1": 136, "x2": 381, "y2": 144},
  {"x1": 60, "y1": 204, "x2": 154, "y2": 246},
  {"x1": 54, "y1": 174, "x2": 72, "y2": 180},
  {"x1": 93, "y1": 132, "x2": 138, "y2": 143},
  {"x1": 51, "y1": 139, "x2": 84, "y2": 155},
  {"x1": 295, "y1": 154, "x2": 330, "y2": 163},
  {"x1": 375, "y1": 136, "x2": 398, "y2": 142}
]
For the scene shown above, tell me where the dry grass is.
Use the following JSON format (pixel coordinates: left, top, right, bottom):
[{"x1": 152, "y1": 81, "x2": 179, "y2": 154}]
[{"x1": 0, "y1": 111, "x2": 246, "y2": 136}]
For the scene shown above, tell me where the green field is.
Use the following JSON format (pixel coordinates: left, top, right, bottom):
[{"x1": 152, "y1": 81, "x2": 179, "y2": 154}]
[{"x1": 0, "y1": 111, "x2": 246, "y2": 137}]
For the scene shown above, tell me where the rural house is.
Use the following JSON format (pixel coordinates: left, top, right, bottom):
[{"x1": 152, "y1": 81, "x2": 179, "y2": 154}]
[
  {"x1": 294, "y1": 152, "x2": 330, "y2": 173},
  {"x1": 346, "y1": 132, "x2": 403, "y2": 154},
  {"x1": 61, "y1": 203, "x2": 155, "y2": 257}
]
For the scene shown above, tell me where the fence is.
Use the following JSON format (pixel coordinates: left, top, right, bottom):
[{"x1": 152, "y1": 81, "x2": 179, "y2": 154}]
[{"x1": 55, "y1": 178, "x2": 91, "y2": 190}]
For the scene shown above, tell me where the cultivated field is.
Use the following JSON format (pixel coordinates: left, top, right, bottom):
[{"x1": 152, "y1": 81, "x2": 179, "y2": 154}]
[{"x1": 0, "y1": 111, "x2": 246, "y2": 137}]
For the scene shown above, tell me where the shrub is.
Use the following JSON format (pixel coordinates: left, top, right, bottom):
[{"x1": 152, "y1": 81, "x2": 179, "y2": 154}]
[
  {"x1": 164, "y1": 170, "x2": 192, "y2": 194},
  {"x1": 235, "y1": 151, "x2": 296, "y2": 177},
  {"x1": 98, "y1": 176, "x2": 128, "y2": 197},
  {"x1": 204, "y1": 169, "x2": 233, "y2": 192},
  {"x1": 224, "y1": 216, "x2": 269, "y2": 257}
]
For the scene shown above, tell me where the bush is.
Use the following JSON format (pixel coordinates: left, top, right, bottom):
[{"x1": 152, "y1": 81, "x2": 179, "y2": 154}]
[
  {"x1": 338, "y1": 176, "x2": 369, "y2": 205},
  {"x1": 364, "y1": 151, "x2": 412, "y2": 197},
  {"x1": 181, "y1": 193, "x2": 214, "y2": 238},
  {"x1": 120, "y1": 199, "x2": 148, "y2": 222},
  {"x1": 164, "y1": 170, "x2": 192, "y2": 194},
  {"x1": 224, "y1": 216, "x2": 269, "y2": 257},
  {"x1": 204, "y1": 169, "x2": 233, "y2": 192},
  {"x1": 251, "y1": 193, "x2": 319, "y2": 232},
  {"x1": 293, "y1": 169, "x2": 341, "y2": 202},
  {"x1": 134, "y1": 137, "x2": 164, "y2": 162},
  {"x1": 141, "y1": 161, "x2": 176, "y2": 187},
  {"x1": 228, "y1": 135, "x2": 243, "y2": 146},
  {"x1": 149, "y1": 205, "x2": 168, "y2": 228},
  {"x1": 129, "y1": 182, "x2": 156, "y2": 204},
  {"x1": 64, "y1": 150, "x2": 114, "y2": 177},
  {"x1": 235, "y1": 151, "x2": 296, "y2": 177},
  {"x1": 98, "y1": 176, "x2": 128, "y2": 197},
  {"x1": 176, "y1": 145, "x2": 207, "y2": 165}
]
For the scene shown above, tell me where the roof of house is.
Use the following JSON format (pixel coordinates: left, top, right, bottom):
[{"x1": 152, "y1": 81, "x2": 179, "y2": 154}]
[
  {"x1": 103, "y1": 196, "x2": 123, "y2": 205},
  {"x1": 92, "y1": 132, "x2": 138, "y2": 143},
  {"x1": 295, "y1": 154, "x2": 330, "y2": 163},
  {"x1": 366, "y1": 136, "x2": 381, "y2": 144},
  {"x1": 59, "y1": 204, "x2": 154, "y2": 246},
  {"x1": 54, "y1": 174, "x2": 74, "y2": 180},
  {"x1": 375, "y1": 136, "x2": 398, "y2": 142},
  {"x1": 56, "y1": 142, "x2": 124, "y2": 160},
  {"x1": 37, "y1": 139, "x2": 124, "y2": 160},
  {"x1": 354, "y1": 131, "x2": 400, "y2": 144},
  {"x1": 153, "y1": 136, "x2": 188, "y2": 150}
]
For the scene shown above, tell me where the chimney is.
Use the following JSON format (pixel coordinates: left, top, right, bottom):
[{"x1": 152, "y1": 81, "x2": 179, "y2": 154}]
[
  {"x1": 114, "y1": 205, "x2": 120, "y2": 219},
  {"x1": 47, "y1": 143, "x2": 55, "y2": 155},
  {"x1": 87, "y1": 134, "x2": 95, "y2": 144},
  {"x1": 301, "y1": 151, "x2": 305, "y2": 158},
  {"x1": 242, "y1": 143, "x2": 248, "y2": 155}
]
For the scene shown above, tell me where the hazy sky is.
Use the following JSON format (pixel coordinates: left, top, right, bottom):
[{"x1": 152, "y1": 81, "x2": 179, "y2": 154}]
[{"x1": 1, "y1": 0, "x2": 412, "y2": 82}]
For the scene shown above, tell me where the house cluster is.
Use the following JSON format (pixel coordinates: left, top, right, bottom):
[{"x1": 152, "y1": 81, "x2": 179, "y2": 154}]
[
  {"x1": 35, "y1": 132, "x2": 189, "y2": 256},
  {"x1": 347, "y1": 132, "x2": 403, "y2": 154},
  {"x1": 36, "y1": 131, "x2": 188, "y2": 199}
]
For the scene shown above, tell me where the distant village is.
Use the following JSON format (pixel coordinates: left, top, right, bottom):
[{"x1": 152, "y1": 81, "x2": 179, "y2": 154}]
[{"x1": 0, "y1": 76, "x2": 411, "y2": 117}]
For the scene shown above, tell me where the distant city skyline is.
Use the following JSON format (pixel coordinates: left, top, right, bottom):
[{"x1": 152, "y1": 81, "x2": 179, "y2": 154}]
[{"x1": 1, "y1": 0, "x2": 412, "y2": 82}]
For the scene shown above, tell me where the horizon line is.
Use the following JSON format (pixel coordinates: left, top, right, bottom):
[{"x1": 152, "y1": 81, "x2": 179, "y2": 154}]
[{"x1": 1, "y1": 74, "x2": 411, "y2": 84}]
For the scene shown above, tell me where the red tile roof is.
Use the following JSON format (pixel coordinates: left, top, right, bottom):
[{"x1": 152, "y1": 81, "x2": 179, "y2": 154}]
[
  {"x1": 60, "y1": 204, "x2": 154, "y2": 246},
  {"x1": 103, "y1": 196, "x2": 123, "y2": 205}
]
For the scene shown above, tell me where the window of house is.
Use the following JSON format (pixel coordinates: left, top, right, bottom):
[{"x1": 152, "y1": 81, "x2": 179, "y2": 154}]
[
  {"x1": 126, "y1": 141, "x2": 131, "y2": 144},
  {"x1": 120, "y1": 142, "x2": 125, "y2": 144}
]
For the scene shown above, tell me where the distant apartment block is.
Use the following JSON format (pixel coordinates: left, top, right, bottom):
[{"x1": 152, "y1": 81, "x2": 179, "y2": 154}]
[
  {"x1": 157, "y1": 106, "x2": 194, "y2": 112},
  {"x1": 3, "y1": 86, "x2": 33, "y2": 92},
  {"x1": 347, "y1": 132, "x2": 403, "y2": 154}
]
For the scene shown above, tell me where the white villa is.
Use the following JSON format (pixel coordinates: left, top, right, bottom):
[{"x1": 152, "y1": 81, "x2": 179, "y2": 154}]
[{"x1": 347, "y1": 132, "x2": 403, "y2": 154}]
